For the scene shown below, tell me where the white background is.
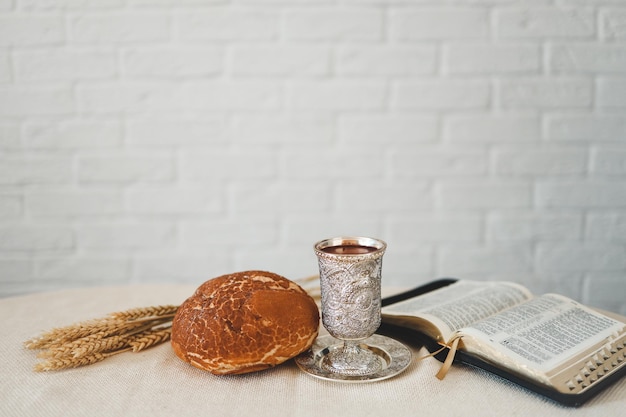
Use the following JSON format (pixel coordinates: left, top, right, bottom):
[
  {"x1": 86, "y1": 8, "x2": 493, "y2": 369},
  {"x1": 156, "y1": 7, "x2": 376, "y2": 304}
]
[{"x1": 0, "y1": 0, "x2": 625, "y2": 314}]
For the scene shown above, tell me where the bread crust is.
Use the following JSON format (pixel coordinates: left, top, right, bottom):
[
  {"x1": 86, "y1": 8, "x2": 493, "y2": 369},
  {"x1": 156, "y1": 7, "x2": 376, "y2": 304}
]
[{"x1": 171, "y1": 270, "x2": 319, "y2": 375}]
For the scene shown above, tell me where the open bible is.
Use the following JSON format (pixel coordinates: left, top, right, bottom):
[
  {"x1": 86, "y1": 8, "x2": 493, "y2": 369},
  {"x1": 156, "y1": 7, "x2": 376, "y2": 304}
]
[{"x1": 380, "y1": 279, "x2": 626, "y2": 407}]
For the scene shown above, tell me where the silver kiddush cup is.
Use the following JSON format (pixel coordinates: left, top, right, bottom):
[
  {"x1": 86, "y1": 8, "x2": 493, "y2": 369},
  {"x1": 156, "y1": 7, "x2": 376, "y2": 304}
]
[{"x1": 313, "y1": 236, "x2": 387, "y2": 375}]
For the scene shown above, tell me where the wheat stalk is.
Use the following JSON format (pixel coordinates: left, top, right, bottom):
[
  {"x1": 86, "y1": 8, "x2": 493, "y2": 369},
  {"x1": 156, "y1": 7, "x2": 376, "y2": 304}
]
[
  {"x1": 129, "y1": 328, "x2": 172, "y2": 352},
  {"x1": 69, "y1": 334, "x2": 129, "y2": 358},
  {"x1": 110, "y1": 305, "x2": 179, "y2": 320},
  {"x1": 34, "y1": 351, "x2": 119, "y2": 372},
  {"x1": 24, "y1": 305, "x2": 178, "y2": 372},
  {"x1": 24, "y1": 318, "x2": 122, "y2": 350}
]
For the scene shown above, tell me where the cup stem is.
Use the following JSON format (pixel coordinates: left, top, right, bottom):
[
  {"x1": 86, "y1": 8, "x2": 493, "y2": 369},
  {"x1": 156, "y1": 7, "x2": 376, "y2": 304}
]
[
  {"x1": 321, "y1": 338, "x2": 382, "y2": 376},
  {"x1": 342, "y1": 339, "x2": 362, "y2": 356}
]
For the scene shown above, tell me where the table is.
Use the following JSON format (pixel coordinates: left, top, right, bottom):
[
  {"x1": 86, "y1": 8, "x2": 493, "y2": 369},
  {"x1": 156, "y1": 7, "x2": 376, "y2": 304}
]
[{"x1": 1, "y1": 285, "x2": 625, "y2": 417}]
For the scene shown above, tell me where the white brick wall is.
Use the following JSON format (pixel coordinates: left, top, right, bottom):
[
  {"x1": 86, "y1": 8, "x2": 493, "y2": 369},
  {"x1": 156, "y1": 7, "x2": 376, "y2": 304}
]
[{"x1": 1, "y1": 1, "x2": 625, "y2": 315}]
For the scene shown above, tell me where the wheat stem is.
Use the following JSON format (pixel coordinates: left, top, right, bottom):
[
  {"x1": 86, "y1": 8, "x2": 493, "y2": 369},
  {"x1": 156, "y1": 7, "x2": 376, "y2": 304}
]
[
  {"x1": 110, "y1": 305, "x2": 179, "y2": 320},
  {"x1": 34, "y1": 351, "x2": 116, "y2": 372}
]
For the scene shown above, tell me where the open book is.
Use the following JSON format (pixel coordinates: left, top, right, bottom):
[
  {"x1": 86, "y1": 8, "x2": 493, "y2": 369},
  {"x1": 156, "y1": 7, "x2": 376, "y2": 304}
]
[{"x1": 380, "y1": 279, "x2": 626, "y2": 407}]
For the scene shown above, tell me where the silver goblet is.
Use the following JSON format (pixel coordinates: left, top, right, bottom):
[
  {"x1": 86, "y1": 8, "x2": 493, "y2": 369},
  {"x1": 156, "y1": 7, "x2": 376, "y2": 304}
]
[
  {"x1": 295, "y1": 236, "x2": 412, "y2": 382},
  {"x1": 314, "y1": 236, "x2": 386, "y2": 375}
]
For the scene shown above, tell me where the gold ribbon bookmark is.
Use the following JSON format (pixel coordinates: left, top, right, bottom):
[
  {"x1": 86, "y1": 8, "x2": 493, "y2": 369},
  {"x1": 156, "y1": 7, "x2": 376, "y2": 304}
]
[
  {"x1": 435, "y1": 337, "x2": 461, "y2": 380},
  {"x1": 413, "y1": 335, "x2": 462, "y2": 380}
]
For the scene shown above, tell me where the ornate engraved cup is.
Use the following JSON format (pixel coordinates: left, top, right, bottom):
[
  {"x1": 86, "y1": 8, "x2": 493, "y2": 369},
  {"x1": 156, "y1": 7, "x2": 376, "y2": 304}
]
[{"x1": 314, "y1": 236, "x2": 387, "y2": 375}]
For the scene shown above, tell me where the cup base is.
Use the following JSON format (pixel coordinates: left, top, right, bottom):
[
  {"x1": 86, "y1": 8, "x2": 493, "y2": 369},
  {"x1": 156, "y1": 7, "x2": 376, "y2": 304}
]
[
  {"x1": 320, "y1": 342, "x2": 383, "y2": 376},
  {"x1": 295, "y1": 334, "x2": 412, "y2": 383}
]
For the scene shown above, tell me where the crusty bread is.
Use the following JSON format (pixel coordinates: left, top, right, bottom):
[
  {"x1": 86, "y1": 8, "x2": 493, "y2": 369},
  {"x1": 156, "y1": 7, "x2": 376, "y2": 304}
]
[{"x1": 171, "y1": 270, "x2": 319, "y2": 375}]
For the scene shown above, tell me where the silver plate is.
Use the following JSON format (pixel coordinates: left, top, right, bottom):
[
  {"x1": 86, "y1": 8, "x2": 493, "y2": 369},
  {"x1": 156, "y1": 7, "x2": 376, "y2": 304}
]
[{"x1": 295, "y1": 334, "x2": 412, "y2": 383}]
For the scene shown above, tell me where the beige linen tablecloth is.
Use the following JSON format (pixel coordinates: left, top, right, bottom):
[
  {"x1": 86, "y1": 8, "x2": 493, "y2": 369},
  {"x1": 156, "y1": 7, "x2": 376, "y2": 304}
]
[{"x1": 1, "y1": 285, "x2": 625, "y2": 417}]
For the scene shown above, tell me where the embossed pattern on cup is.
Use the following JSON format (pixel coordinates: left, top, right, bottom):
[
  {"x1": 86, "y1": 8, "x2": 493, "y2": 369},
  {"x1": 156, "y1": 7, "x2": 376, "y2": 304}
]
[{"x1": 314, "y1": 237, "x2": 386, "y2": 341}]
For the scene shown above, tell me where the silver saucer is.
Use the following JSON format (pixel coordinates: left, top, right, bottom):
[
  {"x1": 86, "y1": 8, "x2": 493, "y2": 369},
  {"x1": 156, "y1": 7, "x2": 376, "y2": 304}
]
[{"x1": 295, "y1": 334, "x2": 412, "y2": 383}]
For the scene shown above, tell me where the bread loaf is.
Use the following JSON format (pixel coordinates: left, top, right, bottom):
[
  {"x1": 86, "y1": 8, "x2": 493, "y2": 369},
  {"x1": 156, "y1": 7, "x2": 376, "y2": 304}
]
[{"x1": 171, "y1": 270, "x2": 319, "y2": 375}]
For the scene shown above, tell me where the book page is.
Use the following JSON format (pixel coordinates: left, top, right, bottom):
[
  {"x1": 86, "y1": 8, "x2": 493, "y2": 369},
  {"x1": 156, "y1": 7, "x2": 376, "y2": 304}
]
[
  {"x1": 382, "y1": 281, "x2": 532, "y2": 340},
  {"x1": 459, "y1": 294, "x2": 626, "y2": 374}
]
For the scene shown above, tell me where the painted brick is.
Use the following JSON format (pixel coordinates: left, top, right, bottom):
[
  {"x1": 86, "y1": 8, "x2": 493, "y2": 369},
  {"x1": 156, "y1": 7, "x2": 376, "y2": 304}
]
[
  {"x1": 487, "y1": 212, "x2": 582, "y2": 241},
  {"x1": 445, "y1": 114, "x2": 541, "y2": 143},
  {"x1": 70, "y1": 12, "x2": 171, "y2": 43},
  {"x1": 128, "y1": 116, "x2": 227, "y2": 147},
  {"x1": 536, "y1": 242, "x2": 626, "y2": 271},
  {"x1": 493, "y1": 146, "x2": 588, "y2": 175},
  {"x1": 0, "y1": 123, "x2": 19, "y2": 148},
  {"x1": 231, "y1": 45, "x2": 330, "y2": 76},
  {"x1": 437, "y1": 181, "x2": 532, "y2": 209},
  {"x1": 78, "y1": 154, "x2": 174, "y2": 183},
  {"x1": 127, "y1": 186, "x2": 222, "y2": 214},
  {"x1": 232, "y1": 113, "x2": 334, "y2": 146},
  {"x1": 23, "y1": 119, "x2": 122, "y2": 149},
  {"x1": 600, "y1": 8, "x2": 626, "y2": 40},
  {"x1": 134, "y1": 255, "x2": 231, "y2": 285},
  {"x1": 393, "y1": 79, "x2": 490, "y2": 110},
  {"x1": 0, "y1": 195, "x2": 21, "y2": 218},
  {"x1": 439, "y1": 244, "x2": 533, "y2": 274},
  {"x1": 231, "y1": 181, "x2": 330, "y2": 213},
  {"x1": 390, "y1": 8, "x2": 489, "y2": 40},
  {"x1": 14, "y1": 49, "x2": 118, "y2": 81},
  {"x1": 381, "y1": 247, "x2": 434, "y2": 286},
  {"x1": 233, "y1": 245, "x2": 320, "y2": 282},
  {"x1": 284, "y1": 8, "x2": 383, "y2": 40},
  {"x1": 289, "y1": 80, "x2": 386, "y2": 110},
  {"x1": 583, "y1": 273, "x2": 626, "y2": 315},
  {"x1": 0, "y1": 156, "x2": 73, "y2": 184},
  {"x1": 526, "y1": 272, "x2": 584, "y2": 303},
  {"x1": 337, "y1": 45, "x2": 437, "y2": 75},
  {"x1": 182, "y1": 148, "x2": 277, "y2": 180},
  {"x1": 0, "y1": 50, "x2": 10, "y2": 82},
  {"x1": 37, "y1": 258, "x2": 130, "y2": 281},
  {"x1": 391, "y1": 149, "x2": 487, "y2": 178},
  {"x1": 546, "y1": 114, "x2": 626, "y2": 142},
  {"x1": 536, "y1": 181, "x2": 626, "y2": 207},
  {"x1": 283, "y1": 215, "x2": 381, "y2": 245},
  {"x1": 123, "y1": 46, "x2": 223, "y2": 77},
  {"x1": 0, "y1": 260, "x2": 33, "y2": 285},
  {"x1": 388, "y1": 214, "x2": 482, "y2": 243},
  {"x1": 499, "y1": 78, "x2": 592, "y2": 108},
  {"x1": 0, "y1": 226, "x2": 73, "y2": 251},
  {"x1": 177, "y1": 9, "x2": 279, "y2": 41},
  {"x1": 180, "y1": 81, "x2": 282, "y2": 110},
  {"x1": 131, "y1": 0, "x2": 222, "y2": 5},
  {"x1": 591, "y1": 147, "x2": 626, "y2": 175},
  {"x1": 336, "y1": 181, "x2": 433, "y2": 212},
  {"x1": 586, "y1": 212, "x2": 626, "y2": 242},
  {"x1": 0, "y1": 86, "x2": 75, "y2": 116},
  {"x1": 445, "y1": 43, "x2": 540, "y2": 74},
  {"x1": 0, "y1": 15, "x2": 65, "y2": 46},
  {"x1": 181, "y1": 217, "x2": 278, "y2": 246},
  {"x1": 77, "y1": 82, "x2": 178, "y2": 113},
  {"x1": 597, "y1": 77, "x2": 626, "y2": 107},
  {"x1": 549, "y1": 43, "x2": 626, "y2": 74},
  {"x1": 339, "y1": 114, "x2": 438, "y2": 145},
  {"x1": 496, "y1": 8, "x2": 595, "y2": 39},
  {"x1": 76, "y1": 223, "x2": 176, "y2": 248},
  {"x1": 20, "y1": 0, "x2": 123, "y2": 7},
  {"x1": 27, "y1": 190, "x2": 124, "y2": 215},
  {"x1": 280, "y1": 148, "x2": 383, "y2": 180}
]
